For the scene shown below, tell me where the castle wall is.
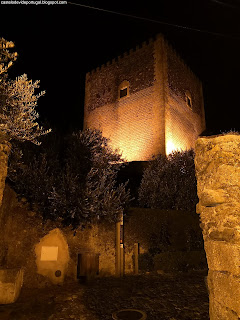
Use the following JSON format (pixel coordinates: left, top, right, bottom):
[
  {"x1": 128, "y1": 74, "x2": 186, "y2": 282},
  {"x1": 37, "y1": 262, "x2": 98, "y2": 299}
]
[
  {"x1": 114, "y1": 86, "x2": 158, "y2": 161},
  {"x1": 0, "y1": 185, "x2": 206, "y2": 287},
  {"x1": 165, "y1": 93, "x2": 203, "y2": 154},
  {"x1": 84, "y1": 40, "x2": 165, "y2": 161},
  {"x1": 84, "y1": 102, "x2": 119, "y2": 150},
  {"x1": 165, "y1": 43, "x2": 205, "y2": 154},
  {"x1": 84, "y1": 41, "x2": 155, "y2": 114},
  {"x1": 0, "y1": 185, "x2": 116, "y2": 287},
  {"x1": 85, "y1": 86, "x2": 162, "y2": 161},
  {"x1": 84, "y1": 34, "x2": 206, "y2": 161},
  {"x1": 153, "y1": 35, "x2": 168, "y2": 156}
]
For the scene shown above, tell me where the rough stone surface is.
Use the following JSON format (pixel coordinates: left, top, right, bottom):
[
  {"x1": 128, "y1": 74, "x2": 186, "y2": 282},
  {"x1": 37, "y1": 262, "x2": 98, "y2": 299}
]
[
  {"x1": 0, "y1": 268, "x2": 23, "y2": 304},
  {"x1": 208, "y1": 270, "x2": 240, "y2": 315},
  {"x1": 0, "y1": 184, "x2": 116, "y2": 287},
  {"x1": 209, "y1": 298, "x2": 239, "y2": 320},
  {"x1": 195, "y1": 133, "x2": 240, "y2": 319},
  {"x1": 204, "y1": 241, "x2": 240, "y2": 275}
]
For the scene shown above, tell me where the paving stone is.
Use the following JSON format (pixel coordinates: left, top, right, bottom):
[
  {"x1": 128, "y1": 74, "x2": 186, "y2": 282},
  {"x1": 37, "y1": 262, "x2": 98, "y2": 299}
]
[{"x1": 0, "y1": 272, "x2": 209, "y2": 320}]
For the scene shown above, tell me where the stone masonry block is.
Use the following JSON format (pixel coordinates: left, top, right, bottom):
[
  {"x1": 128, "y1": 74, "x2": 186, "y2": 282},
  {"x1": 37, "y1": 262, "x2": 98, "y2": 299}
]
[
  {"x1": 209, "y1": 295, "x2": 239, "y2": 320},
  {"x1": 0, "y1": 268, "x2": 23, "y2": 304},
  {"x1": 200, "y1": 188, "x2": 229, "y2": 207},
  {"x1": 208, "y1": 270, "x2": 240, "y2": 316},
  {"x1": 195, "y1": 134, "x2": 240, "y2": 320},
  {"x1": 205, "y1": 241, "x2": 240, "y2": 275}
]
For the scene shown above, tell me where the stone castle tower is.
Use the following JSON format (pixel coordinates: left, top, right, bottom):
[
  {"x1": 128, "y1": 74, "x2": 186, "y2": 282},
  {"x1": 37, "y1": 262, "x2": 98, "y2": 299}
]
[{"x1": 84, "y1": 34, "x2": 205, "y2": 161}]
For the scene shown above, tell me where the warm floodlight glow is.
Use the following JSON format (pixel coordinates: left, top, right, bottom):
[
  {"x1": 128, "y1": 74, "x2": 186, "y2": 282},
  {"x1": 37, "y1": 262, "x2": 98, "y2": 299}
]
[
  {"x1": 84, "y1": 34, "x2": 205, "y2": 163},
  {"x1": 166, "y1": 140, "x2": 179, "y2": 155},
  {"x1": 111, "y1": 128, "x2": 153, "y2": 162}
]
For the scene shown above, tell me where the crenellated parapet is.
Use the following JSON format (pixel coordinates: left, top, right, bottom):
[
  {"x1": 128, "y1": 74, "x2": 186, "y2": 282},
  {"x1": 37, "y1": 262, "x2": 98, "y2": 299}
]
[
  {"x1": 165, "y1": 40, "x2": 201, "y2": 85},
  {"x1": 86, "y1": 33, "x2": 201, "y2": 90},
  {"x1": 86, "y1": 36, "x2": 155, "y2": 77}
]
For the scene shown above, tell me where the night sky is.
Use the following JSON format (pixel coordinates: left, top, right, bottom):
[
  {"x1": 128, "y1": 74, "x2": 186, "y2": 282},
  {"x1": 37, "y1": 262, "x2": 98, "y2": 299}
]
[{"x1": 1, "y1": 0, "x2": 240, "y2": 135}]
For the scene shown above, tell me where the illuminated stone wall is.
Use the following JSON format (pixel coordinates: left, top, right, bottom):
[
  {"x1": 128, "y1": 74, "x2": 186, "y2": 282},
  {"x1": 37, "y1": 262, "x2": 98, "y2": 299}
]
[
  {"x1": 84, "y1": 39, "x2": 164, "y2": 161},
  {"x1": 195, "y1": 134, "x2": 240, "y2": 319},
  {"x1": 85, "y1": 87, "x2": 159, "y2": 161},
  {"x1": 165, "y1": 43, "x2": 205, "y2": 154},
  {"x1": 165, "y1": 94, "x2": 204, "y2": 154},
  {"x1": 84, "y1": 34, "x2": 205, "y2": 161}
]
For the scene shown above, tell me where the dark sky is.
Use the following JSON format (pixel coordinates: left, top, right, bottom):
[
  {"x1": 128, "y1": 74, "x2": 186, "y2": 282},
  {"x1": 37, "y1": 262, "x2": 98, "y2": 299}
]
[{"x1": 1, "y1": 0, "x2": 240, "y2": 134}]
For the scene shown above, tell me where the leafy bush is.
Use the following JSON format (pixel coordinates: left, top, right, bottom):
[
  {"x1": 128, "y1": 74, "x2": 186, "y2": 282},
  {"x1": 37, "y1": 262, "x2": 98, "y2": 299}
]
[
  {"x1": 8, "y1": 129, "x2": 131, "y2": 229},
  {"x1": 138, "y1": 149, "x2": 198, "y2": 212}
]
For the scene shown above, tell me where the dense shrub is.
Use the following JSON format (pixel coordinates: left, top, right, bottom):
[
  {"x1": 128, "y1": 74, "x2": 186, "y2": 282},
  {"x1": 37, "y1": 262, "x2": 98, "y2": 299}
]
[
  {"x1": 138, "y1": 149, "x2": 198, "y2": 212},
  {"x1": 8, "y1": 129, "x2": 131, "y2": 229}
]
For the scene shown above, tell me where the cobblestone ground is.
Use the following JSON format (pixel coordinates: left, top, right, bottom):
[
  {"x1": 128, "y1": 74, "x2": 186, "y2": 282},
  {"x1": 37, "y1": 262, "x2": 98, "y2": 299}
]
[{"x1": 0, "y1": 270, "x2": 209, "y2": 320}]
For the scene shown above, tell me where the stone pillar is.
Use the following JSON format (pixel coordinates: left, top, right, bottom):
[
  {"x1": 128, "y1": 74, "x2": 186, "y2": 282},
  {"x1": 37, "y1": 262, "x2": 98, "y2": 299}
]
[
  {"x1": 0, "y1": 139, "x2": 11, "y2": 208},
  {"x1": 195, "y1": 134, "x2": 240, "y2": 320}
]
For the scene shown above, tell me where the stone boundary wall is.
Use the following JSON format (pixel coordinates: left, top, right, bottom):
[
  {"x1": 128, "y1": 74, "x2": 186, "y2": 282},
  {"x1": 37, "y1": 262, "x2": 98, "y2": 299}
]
[
  {"x1": 0, "y1": 185, "x2": 206, "y2": 287},
  {"x1": 195, "y1": 133, "x2": 240, "y2": 320},
  {"x1": 0, "y1": 185, "x2": 116, "y2": 288},
  {"x1": 124, "y1": 207, "x2": 206, "y2": 273}
]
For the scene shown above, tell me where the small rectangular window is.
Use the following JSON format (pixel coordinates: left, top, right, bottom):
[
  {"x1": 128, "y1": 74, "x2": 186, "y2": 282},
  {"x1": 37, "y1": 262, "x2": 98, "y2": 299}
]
[
  {"x1": 120, "y1": 87, "x2": 128, "y2": 98},
  {"x1": 186, "y1": 93, "x2": 192, "y2": 109}
]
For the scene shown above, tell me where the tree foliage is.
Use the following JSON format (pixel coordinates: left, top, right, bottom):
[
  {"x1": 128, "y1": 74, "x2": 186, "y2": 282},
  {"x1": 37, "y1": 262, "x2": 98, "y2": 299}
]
[
  {"x1": 8, "y1": 129, "x2": 131, "y2": 229},
  {"x1": 138, "y1": 149, "x2": 198, "y2": 212},
  {"x1": 0, "y1": 38, "x2": 17, "y2": 79},
  {"x1": 0, "y1": 38, "x2": 51, "y2": 144}
]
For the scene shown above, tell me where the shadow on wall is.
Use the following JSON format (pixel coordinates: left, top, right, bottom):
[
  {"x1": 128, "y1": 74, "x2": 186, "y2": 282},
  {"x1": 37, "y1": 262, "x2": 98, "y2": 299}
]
[
  {"x1": 117, "y1": 161, "x2": 148, "y2": 206},
  {"x1": 124, "y1": 207, "x2": 207, "y2": 273}
]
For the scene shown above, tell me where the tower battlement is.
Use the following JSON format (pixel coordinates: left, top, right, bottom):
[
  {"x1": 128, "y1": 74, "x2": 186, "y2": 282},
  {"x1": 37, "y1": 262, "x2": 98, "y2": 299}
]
[
  {"x1": 86, "y1": 34, "x2": 201, "y2": 87},
  {"x1": 86, "y1": 37, "x2": 155, "y2": 77}
]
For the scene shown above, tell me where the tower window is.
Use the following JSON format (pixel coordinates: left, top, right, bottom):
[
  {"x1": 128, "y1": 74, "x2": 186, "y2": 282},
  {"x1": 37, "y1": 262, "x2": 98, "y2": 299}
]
[
  {"x1": 120, "y1": 87, "x2": 128, "y2": 98},
  {"x1": 185, "y1": 91, "x2": 192, "y2": 109},
  {"x1": 118, "y1": 80, "x2": 130, "y2": 99}
]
